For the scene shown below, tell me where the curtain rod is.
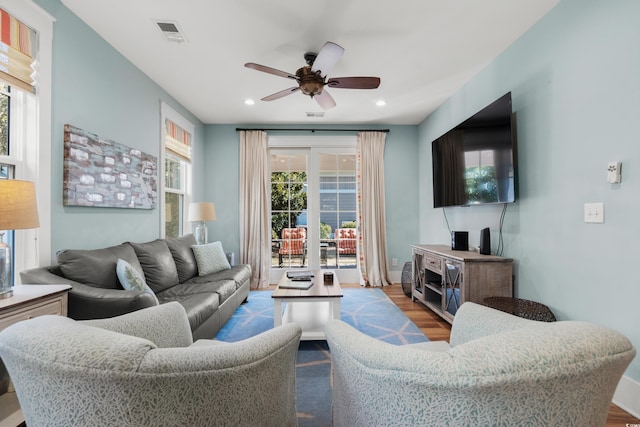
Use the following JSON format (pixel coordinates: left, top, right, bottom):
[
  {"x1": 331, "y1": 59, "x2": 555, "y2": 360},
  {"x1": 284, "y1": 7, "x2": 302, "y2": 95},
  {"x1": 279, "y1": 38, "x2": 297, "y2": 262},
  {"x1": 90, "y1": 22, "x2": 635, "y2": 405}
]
[{"x1": 235, "y1": 128, "x2": 390, "y2": 133}]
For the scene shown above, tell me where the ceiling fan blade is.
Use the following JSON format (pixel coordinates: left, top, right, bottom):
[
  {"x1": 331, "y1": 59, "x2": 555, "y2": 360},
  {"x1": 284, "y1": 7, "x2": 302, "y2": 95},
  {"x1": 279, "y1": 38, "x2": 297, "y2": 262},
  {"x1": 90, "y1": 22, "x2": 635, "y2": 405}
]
[
  {"x1": 310, "y1": 42, "x2": 344, "y2": 76},
  {"x1": 261, "y1": 87, "x2": 300, "y2": 101},
  {"x1": 314, "y1": 89, "x2": 336, "y2": 110},
  {"x1": 245, "y1": 63, "x2": 298, "y2": 80},
  {"x1": 327, "y1": 77, "x2": 381, "y2": 89}
]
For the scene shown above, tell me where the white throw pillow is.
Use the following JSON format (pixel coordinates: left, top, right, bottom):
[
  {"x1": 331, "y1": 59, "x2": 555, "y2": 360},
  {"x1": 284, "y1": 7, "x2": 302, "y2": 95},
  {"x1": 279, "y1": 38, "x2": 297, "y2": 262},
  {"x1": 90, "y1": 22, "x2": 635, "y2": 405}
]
[
  {"x1": 116, "y1": 258, "x2": 159, "y2": 304},
  {"x1": 192, "y1": 241, "x2": 231, "y2": 276}
]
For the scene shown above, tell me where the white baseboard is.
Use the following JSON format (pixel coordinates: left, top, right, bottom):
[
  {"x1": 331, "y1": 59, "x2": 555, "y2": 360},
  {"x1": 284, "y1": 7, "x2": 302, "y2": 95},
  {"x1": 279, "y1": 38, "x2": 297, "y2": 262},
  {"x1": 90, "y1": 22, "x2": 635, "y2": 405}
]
[
  {"x1": 388, "y1": 270, "x2": 401, "y2": 284},
  {"x1": 614, "y1": 374, "x2": 640, "y2": 419}
]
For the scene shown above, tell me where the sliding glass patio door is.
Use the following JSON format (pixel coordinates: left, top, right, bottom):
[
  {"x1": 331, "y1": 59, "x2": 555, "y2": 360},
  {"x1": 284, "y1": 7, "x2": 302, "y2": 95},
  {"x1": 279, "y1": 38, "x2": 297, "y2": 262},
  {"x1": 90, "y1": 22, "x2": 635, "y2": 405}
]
[
  {"x1": 269, "y1": 140, "x2": 359, "y2": 284},
  {"x1": 270, "y1": 150, "x2": 309, "y2": 272}
]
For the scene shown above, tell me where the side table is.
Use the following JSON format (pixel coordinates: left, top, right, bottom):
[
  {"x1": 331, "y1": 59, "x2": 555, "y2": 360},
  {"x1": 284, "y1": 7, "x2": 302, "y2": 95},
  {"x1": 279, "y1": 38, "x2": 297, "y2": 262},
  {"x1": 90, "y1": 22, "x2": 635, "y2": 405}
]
[
  {"x1": 0, "y1": 284, "x2": 71, "y2": 427},
  {"x1": 482, "y1": 296, "x2": 556, "y2": 322}
]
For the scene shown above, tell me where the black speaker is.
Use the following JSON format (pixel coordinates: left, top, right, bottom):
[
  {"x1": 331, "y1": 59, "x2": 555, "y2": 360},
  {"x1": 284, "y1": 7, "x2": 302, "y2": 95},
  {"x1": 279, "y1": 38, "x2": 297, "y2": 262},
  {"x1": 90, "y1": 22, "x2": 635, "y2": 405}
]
[
  {"x1": 480, "y1": 227, "x2": 491, "y2": 255},
  {"x1": 451, "y1": 231, "x2": 468, "y2": 251}
]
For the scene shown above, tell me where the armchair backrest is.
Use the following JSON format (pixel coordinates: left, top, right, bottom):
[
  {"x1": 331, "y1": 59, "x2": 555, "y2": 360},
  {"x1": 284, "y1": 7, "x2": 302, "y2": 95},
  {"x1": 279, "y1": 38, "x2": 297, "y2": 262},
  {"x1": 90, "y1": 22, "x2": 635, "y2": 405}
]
[
  {"x1": 0, "y1": 302, "x2": 302, "y2": 427},
  {"x1": 335, "y1": 228, "x2": 357, "y2": 254},
  {"x1": 280, "y1": 227, "x2": 306, "y2": 254},
  {"x1": 325, "y1": 302, "x2": 636, "y2": 427}
]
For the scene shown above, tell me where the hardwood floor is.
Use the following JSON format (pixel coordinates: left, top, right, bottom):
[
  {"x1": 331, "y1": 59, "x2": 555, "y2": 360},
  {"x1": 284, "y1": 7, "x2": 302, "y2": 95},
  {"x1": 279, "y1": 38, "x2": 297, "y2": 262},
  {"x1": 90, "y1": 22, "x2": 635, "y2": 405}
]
[{"x1": 376, "y1": 283, "x2": 640, "y2": 427}]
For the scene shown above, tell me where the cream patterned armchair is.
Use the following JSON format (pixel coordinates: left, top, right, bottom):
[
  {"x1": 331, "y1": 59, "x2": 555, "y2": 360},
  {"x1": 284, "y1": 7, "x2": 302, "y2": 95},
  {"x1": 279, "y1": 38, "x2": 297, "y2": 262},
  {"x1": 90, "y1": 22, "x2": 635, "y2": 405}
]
[
  {"x1": 325, "y1": 302, "x2": 635, "y2": 427},
  {"x1": 0, "y1": 302, "x2": 302, "y2": 427}
]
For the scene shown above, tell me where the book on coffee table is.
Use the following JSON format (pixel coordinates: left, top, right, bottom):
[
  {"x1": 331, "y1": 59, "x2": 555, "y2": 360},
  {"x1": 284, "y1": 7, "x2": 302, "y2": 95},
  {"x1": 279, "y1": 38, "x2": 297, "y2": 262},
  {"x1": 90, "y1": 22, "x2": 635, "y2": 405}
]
[{"x1": 278, "y1": 281, "x2": 314, "y2": 290}]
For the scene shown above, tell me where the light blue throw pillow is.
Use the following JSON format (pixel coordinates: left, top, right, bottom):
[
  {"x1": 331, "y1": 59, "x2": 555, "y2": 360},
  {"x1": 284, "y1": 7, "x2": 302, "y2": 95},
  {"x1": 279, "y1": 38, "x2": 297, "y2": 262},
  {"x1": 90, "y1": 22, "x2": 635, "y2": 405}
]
[
  {"x1": 116, "y1": 258, "x2": 159, "y2": 304},
  {"x1": 192, "y1": 241, "x2": 231, "y2": 276}
]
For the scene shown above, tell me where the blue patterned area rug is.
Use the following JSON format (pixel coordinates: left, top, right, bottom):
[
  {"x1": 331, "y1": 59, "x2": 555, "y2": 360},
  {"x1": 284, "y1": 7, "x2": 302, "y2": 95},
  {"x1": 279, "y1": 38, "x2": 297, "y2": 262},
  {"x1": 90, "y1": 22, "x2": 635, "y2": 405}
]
[
  {"x1": 215, "y1": 288, "x2": 428, "y2": 427},
  {"x1": 215, "y1": 287, "x2": 429, "y2": 344}
]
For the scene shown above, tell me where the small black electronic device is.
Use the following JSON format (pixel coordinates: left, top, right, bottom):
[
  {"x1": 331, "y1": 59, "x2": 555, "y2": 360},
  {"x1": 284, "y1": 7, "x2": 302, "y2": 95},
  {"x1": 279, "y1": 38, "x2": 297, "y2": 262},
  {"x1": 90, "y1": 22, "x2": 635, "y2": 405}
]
[
  {"x1": 451, "y1": 231, "x2": 469, "y2": 251},
  {"x1": 287, "y1": 270, "x2": 314, "y2": 279},
  {"x1": 479, "y1": 227, "x2": 491, "y2": 255},
  {"x1": 323, "y1": 272, "x2": 334, "y2": 284}
]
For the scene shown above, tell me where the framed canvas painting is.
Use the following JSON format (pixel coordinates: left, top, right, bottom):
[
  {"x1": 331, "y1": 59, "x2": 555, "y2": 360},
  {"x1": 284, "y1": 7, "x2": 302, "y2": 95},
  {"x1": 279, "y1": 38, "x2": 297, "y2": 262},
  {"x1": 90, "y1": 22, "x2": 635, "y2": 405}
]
[{"x1": 63, "y1": 124, "x2": 157, "y2": 209}]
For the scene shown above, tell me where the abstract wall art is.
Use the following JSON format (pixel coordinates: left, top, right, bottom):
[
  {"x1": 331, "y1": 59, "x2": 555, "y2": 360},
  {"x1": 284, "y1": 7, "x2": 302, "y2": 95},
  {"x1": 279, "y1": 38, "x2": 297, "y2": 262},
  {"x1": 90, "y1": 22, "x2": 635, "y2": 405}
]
[{"x1": 63, "y1": 124, "x2": 157, "y2": 209}]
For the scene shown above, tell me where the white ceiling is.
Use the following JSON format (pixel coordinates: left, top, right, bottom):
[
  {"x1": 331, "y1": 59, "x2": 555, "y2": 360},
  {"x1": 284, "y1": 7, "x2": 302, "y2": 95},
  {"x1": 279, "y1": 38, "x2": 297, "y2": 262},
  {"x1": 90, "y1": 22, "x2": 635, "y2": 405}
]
[{"x1": 61, "y1": 0, "x2": 559, "y2": 125}]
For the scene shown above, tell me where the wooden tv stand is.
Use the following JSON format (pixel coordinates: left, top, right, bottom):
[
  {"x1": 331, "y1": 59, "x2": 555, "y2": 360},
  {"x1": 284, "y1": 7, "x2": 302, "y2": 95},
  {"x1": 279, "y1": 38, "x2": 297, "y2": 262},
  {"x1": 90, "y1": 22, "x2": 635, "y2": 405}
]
[{"x1": 411, "y1": 244, "x2": 513, "y2": 324}]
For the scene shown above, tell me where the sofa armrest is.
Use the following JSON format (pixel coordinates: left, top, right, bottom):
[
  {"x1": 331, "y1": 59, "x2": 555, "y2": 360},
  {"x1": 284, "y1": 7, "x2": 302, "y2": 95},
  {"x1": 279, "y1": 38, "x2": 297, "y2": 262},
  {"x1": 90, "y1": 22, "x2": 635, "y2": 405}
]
[
  {"x1": 20, "y1": 266, "x2": 157, "y2": 320},
  {"x1": 449, "y1": 301, "x2": 534, "y2": 346}
]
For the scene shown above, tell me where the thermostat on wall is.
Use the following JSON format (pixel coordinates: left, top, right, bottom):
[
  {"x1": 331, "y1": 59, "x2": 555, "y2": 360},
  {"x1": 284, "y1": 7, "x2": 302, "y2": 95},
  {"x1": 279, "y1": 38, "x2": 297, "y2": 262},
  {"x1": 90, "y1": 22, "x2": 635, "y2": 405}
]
[{"x1": 607, "y1": 162, "x2": 622, "y2": 184}]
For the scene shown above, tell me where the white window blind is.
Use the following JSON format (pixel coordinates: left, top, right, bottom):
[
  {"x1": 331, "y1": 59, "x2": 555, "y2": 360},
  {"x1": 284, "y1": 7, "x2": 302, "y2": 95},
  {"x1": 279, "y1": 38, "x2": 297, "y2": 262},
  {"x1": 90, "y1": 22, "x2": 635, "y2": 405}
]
[{"x1": 0, "y1": 8, "x2": 37, "y2": 93}]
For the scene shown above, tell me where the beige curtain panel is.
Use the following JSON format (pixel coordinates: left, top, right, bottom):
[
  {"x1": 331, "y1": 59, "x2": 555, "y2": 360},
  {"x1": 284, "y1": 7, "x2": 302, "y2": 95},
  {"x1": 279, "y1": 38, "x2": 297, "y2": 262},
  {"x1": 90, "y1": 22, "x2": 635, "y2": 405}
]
[
  {"x1": 357, "y1": 131, "x2": 390, "y2": 287},
  {"x1": 239, "y1": 130, "x2": 271, "y2": 289}
]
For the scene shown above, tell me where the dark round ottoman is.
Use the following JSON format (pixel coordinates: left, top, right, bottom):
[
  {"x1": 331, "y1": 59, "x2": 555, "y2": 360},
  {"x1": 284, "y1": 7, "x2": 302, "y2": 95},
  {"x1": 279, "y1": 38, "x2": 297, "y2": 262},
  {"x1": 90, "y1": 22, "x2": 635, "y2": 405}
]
[{"x1": 482, "y1": 296, "x2": 556, "y2": 322}]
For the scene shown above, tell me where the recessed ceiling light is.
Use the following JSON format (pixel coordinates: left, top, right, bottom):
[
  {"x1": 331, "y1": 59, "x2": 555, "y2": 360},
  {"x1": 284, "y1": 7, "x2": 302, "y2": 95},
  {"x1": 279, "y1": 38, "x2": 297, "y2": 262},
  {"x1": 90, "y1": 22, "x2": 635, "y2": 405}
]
[
  {"x1": 376, "y1": 100, "x2": 386, "y2": 107},
  {"x1": 244, "y1": 99, "x2": 255, "y2": 106}
]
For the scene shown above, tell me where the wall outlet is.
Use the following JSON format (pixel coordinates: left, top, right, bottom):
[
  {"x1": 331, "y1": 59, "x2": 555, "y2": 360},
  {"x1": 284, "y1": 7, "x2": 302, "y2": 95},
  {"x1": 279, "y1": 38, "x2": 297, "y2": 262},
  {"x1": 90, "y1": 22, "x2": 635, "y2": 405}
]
[{"x1": 391, "y1": 258, "x2": 398, "y2": 267}]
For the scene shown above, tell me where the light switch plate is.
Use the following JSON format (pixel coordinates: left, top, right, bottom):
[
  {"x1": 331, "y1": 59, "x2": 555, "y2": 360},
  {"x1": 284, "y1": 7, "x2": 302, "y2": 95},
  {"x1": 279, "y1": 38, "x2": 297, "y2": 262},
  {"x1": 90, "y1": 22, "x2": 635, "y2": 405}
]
[{"x1": 584, "y1": 202, "x2": 604, "y2": 223}]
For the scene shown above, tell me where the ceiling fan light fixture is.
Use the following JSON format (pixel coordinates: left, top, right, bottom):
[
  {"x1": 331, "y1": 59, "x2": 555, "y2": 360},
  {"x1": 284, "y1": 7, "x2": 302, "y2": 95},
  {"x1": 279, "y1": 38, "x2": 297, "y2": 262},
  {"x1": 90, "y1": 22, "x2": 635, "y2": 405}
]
[
  {"x1": 245, "y1": 41, "x2": 381, "y2": 108},
  {"x1": 300, "y1": 81, "x2": 324, "y2": 97},
  {"x1": 296, "y1": 66, "x2": 325, "y2": 97},
  {"x1": 376, "y1": 100, "x2": 387, "y2": 107},
  {"x1": 244, "y1": 98, "x2": 255, "y2": 105}
]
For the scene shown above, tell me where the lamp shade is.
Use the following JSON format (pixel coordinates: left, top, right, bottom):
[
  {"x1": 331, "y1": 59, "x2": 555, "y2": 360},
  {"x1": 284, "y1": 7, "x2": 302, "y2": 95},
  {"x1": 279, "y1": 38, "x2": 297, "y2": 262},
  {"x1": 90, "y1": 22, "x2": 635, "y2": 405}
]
[
  {"x1": 0, "y1": 180, "x2": 40, "y2": 230},
  {"x1": 187, "y1": 202, "x2": 216, "y2": 222}
]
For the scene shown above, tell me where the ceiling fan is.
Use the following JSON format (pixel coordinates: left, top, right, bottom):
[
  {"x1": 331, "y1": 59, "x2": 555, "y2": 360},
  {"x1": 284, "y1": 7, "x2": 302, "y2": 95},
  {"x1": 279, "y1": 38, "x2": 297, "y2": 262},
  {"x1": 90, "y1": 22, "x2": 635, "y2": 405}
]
[{"x1": 244, "y1": 41, "x2": 381, "y2": 110}]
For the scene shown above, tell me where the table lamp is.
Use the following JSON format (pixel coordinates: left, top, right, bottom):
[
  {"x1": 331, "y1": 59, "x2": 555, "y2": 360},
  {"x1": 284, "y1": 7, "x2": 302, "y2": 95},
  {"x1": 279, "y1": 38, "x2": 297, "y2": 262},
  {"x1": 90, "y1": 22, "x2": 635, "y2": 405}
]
[
  {"x1": 0, "y1": 180, "x2": 40, "y2": 299},
  {"x1": 187, "y1": 202, "x2": 216, "y2": 245}
]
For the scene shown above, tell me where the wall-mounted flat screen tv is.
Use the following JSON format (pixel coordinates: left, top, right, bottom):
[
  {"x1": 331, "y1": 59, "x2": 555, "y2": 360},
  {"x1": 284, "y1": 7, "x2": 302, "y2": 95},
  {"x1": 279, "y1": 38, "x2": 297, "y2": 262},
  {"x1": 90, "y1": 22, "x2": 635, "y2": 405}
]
[{"x1": 432, "y1": 92, "x2": 517, "y2": 208}]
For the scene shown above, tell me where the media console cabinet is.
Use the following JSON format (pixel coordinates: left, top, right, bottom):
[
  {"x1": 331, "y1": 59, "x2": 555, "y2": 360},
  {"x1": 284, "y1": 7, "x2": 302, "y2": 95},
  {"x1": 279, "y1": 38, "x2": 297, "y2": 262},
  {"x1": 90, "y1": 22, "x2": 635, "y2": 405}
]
[{"x1": 411, "y1": 244, "x2": 513, "y2": 324}]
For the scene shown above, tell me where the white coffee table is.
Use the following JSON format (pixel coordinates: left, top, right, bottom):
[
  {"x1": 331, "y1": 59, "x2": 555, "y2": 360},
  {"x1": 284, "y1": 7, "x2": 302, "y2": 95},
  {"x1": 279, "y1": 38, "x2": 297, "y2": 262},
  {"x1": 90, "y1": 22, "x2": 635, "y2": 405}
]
[{"x1": 272, "y1": 270, "x2": 342, "y2": 340}]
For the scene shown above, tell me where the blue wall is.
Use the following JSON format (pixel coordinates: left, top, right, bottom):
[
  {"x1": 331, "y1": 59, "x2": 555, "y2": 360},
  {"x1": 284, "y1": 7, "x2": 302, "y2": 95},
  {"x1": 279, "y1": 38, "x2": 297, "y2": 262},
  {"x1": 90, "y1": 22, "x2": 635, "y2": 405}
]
[
  {"x1": 202, "y1": 124, "x2": 419, "y2": 273},
  {"x1": 35, "y1": 0, "x2": 205, "y2": 255},
  {"x1": 418, "y1": 0, "x2": 640, "y2": 382}
]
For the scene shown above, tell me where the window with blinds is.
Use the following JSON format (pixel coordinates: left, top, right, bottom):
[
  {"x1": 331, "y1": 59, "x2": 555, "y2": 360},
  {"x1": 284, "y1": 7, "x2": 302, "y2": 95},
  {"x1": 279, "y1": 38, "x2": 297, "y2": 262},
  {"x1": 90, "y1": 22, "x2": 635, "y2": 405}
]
[
  {"x1": 165, "y1": 119, "x2": 191, "y2": 162},
  {"x1": 164, "y1": 117, "x2": 192, "y2": 238},
  {"x1": 0, "y1": 8, "x2": 37, "y2": 93}
]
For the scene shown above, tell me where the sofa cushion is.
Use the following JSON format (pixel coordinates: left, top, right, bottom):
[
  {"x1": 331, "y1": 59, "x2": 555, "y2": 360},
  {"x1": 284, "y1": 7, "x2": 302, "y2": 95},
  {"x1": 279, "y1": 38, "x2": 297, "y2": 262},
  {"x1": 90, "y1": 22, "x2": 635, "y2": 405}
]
[
  {"x1": 191, "y1": 241, "x2": 231, "y2": 276},
  {"x1": 116, "y1": 258, "x2": 159, "y2": 305},
  {"x1": 57, "y1": 243, "x2": 142, "y2": 289},
  {"x1": 162, "y1": 279, "x2": 238, "y2": 304},
  {"x1": 128, "y1": 239, "x2": 179, "y2": 293},
  {"x1": 165, "y1": 234, "x2": 199, "y2": 283},
  {"x1": 190, "y1": 264, "x2": 252, "y2": 290},
  {"x1": 156, "y1": 292, "x2": 220, "y2": 332}
]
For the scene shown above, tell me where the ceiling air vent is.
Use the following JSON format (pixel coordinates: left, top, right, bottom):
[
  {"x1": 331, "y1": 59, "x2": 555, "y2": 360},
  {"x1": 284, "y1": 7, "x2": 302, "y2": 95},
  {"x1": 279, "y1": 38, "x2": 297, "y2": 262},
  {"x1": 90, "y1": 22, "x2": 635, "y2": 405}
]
[{"x1": 155, "y1": 20, "x2": 187, "y2": 43}]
